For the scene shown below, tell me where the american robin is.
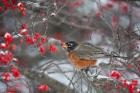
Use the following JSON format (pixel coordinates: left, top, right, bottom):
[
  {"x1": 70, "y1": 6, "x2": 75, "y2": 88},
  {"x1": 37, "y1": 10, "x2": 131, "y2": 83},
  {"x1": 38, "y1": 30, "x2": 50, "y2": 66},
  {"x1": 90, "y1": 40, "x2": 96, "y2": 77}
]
[{"x1": 61, "y1": 41, "x2": 105, "y2": 71}]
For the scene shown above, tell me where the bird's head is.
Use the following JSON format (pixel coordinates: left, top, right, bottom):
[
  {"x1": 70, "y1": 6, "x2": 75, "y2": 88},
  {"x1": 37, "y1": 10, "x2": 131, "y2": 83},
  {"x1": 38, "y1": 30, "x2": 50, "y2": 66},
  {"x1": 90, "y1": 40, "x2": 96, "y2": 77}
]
[{"x1": 62, "y1": 41, "x2": 78, "y2": 52}]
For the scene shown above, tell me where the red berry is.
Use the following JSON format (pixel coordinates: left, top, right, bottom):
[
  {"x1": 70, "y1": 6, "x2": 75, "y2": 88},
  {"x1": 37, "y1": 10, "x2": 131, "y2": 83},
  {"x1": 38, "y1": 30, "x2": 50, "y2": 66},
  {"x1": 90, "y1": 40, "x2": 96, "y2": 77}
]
[
  {"x1": 49, "y1": 44, "x2": 57, "y2": 53},
  {"x1": 131, "y1": 79, "x2": 138, "y2": 87},
  {"x1": 21, "y1": 11, "x2": 26, "y2": 16},
  {"x1": 38, "y1": 46, "x2": 46, "y2": 55},
  {"x1": 70, "y1": 1, "x2": 82, "y2": 8},
  {"x1": 19, "y1": 28, "x2": 28, "y2": 35},
  {"x1": 0, "y1": 43, "x2": 9, "y2": 49},
  {"x1": 7, "y1": 87, "x2": 17, "y2": 93},
  {"x1": 0, "y1": 6, "x2": 3, "y2": 11},
  {"x1": 38, "y1": 84, "x2": 49, "y2": 92},
  {"x1": 4, "y1": 32, "x2": 13, "y2": 43},
  {"x1": 110, "y1": 70, "x2": 121, "y2": 79},
  {"x1": 95, "y1": 11, "x2": 101, "y2": 18},
  {"x1": 41, "y1": 37, "x2": 46, "y2": 43},
  {"x1": 1, "y1": 72, "x2": 11, "y2": 81},
  {"x1": 116, "y1": 85, "x2": 121, "y2": 90},
  {"x1": 19, "y1": 7, "x2": 25, "y2": 12},
  {"x1": 17, "y1": 2, "x2": 23, "y2": 8},
  {"x1": 137, "y1": 89, "x2": 140, "y2": 93},
  {"x1": 21, "y1": 23, "x2": 27, "y2": 29},
  {"x1": 120, "y1": 2, "x2": 128, "y2": 13},
  {"x1": 37, "y1": 42, "x2": 42, "y2": 47},
  {"x1": 25, "y1": 35, "x2": 34, "y2": 45},
  {"x1": 34, "y1": 32, "x2": 40, "y2": 40},
  {"x1": 0, "y1": 51, "x2": 13, "y2": 65},
  {"x1": 11, "y1": 67, "x2": 20, "y2": 78},
  {"x1": 106, "y1": 2, "x2": 113, "y2": 8},
  {"x1": 11, "y1": 0, "x2": 17, "y2": 4},
  {"x1": 6, "y1": 51, "x2": 13, "y2": 61}
]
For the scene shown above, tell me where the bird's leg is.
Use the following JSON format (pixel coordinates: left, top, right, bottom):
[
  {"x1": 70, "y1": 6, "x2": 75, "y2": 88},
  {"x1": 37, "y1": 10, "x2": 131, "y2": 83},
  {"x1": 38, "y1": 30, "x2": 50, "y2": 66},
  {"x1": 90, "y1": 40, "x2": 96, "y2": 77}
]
[
  {"x1": 81, "y1": 68, "x2": 89, "y2": 74},
  {"x1": 94, "y1": 67, "x2": 100, "y2": 77},
  {"x1": 81, "y1": 68, "x2": 98, "y2": 81},
  {"x1": 81, "y1": 68, "x2": 93, "y2": 79},
  {"x1": 84, "y1": 68, "x2": 89, "y2": 74},
  {"x1": 81, "y1": 67, "x2": 101, "y2": 81},
  {"x1": 91, "y1": 66, "x2": 101, "y2": 78}
]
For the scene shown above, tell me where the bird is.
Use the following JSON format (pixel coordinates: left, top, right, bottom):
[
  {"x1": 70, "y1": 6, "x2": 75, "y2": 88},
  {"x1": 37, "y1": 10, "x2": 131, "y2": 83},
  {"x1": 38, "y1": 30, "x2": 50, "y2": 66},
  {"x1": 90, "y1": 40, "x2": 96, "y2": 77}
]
[{"x1": 61, "y1": 41, "x2": 105, "y2": 72}]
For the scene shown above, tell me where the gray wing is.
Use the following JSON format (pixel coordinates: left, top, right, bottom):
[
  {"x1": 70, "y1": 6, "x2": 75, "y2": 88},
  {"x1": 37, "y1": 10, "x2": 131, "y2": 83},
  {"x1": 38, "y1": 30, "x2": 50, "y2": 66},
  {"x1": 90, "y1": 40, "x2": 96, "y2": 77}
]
[{"x1": 73, "y1": 42, "x2": 105, "y2": 60}]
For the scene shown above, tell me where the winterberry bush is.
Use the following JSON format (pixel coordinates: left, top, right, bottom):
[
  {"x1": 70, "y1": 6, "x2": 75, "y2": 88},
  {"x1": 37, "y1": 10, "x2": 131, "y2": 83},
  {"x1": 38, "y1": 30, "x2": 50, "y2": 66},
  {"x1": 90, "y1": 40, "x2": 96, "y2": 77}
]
[{"x1": 0, "y1": 0, "x2": 140, "y2": 93}]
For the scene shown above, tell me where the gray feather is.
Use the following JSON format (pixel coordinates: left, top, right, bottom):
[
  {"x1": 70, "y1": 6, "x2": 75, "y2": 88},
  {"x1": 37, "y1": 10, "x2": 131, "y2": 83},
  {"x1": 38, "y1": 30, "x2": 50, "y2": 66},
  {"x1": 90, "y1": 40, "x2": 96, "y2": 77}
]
[{"x1": 73, "y1": 42, "x2": 105, "y2": 60}]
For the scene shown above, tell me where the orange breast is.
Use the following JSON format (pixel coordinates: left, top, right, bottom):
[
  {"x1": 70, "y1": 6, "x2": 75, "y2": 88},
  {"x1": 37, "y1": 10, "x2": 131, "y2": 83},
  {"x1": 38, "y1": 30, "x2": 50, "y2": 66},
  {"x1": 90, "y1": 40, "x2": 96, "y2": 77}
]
[{"x1": 68, "y1": 52, "x2": 97, "y2": 70}]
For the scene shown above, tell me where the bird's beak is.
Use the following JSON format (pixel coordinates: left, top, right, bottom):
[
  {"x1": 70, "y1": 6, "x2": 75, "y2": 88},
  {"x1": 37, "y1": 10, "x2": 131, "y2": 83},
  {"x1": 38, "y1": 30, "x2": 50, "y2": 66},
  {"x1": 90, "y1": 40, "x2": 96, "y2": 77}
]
[{"x1": 61, "y1": 42, "x2": 67, "y2": 49}]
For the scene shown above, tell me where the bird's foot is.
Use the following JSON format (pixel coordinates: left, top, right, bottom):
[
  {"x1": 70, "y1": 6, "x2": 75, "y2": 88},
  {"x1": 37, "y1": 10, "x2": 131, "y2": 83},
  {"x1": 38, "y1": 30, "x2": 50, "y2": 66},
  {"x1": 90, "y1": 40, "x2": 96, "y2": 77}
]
[{"x1": 81, "y1": 67, "x2": 101, "y2": 81}]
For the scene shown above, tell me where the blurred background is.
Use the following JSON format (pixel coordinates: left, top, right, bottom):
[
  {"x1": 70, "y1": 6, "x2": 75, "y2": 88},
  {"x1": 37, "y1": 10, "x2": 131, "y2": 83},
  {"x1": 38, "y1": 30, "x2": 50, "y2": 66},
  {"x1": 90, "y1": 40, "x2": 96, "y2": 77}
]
[{"x1": 0, "y1": 0, "x2": 140, "y2": 93}]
